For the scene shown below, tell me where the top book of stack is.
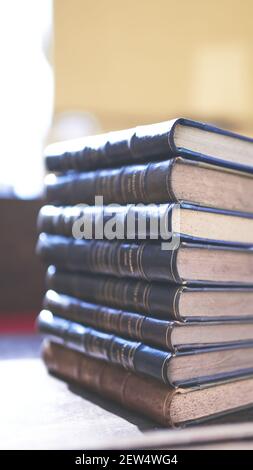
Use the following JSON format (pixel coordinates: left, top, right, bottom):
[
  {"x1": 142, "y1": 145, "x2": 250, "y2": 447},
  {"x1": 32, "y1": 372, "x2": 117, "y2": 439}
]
[{"x1": 45, "y1": 118, "x2": 253, "y2": 174}]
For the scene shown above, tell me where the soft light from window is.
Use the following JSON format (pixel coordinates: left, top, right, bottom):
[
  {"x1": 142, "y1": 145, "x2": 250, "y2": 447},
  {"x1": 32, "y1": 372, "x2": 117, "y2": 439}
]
[{"x1": 0, "y1": 0, "x2": 54, "y2": 198}]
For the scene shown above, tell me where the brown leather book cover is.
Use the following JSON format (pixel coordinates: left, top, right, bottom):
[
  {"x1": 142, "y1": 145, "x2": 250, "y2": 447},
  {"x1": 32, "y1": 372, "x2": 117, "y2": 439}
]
[
  {"x1": 42, "y1": 340, "x2": 177, "y2": 426},
  {"x1": 42, "y1": 341, "x2": 253, "y2": 427}
]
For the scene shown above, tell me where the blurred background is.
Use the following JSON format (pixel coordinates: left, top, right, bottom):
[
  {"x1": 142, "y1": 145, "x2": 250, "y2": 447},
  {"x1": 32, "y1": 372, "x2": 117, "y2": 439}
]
[{"x1": 0, "y1": 0, "x2": 253, "y2": 330}]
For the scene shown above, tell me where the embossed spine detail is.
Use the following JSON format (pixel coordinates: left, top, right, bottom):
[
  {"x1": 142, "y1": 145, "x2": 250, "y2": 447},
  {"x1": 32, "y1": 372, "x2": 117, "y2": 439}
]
[
  {"x1": 46, "y1": 160, "x2": 179, "y2": 205},
  {"x1": 43, "y1": 290, "x2": 175, "y2": 350},
  {"x1": 43, "y1": 341, "x2": 176, "y2": 426},
  {"x1": 38, "y1": 311, "x2": 172, "y2": 384},
  {"x1": 46, "y1": 269, "x2": 181, "y2": 320}
]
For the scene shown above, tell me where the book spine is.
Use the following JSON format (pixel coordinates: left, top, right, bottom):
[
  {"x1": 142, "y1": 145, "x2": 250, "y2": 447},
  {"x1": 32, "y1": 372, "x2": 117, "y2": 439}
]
[
  {"x1": 37, "y1": 203, "x2": 175, "y2": 239},
  {"x1": 42, "y1": 340, "x2": 176, "y2": 426},
  {"x1": 46, "y1": 267, "x2": 182, "y2": 321},
  {"x1": 45, "y1": 120, "x2": 177, "y2": 173},
  {"x1": 38, "y1": 310, "x2": 173, "y2": 384},
  {"x1": 37, "y1": 234, "x2": 181, "y2": 284},
  {"x1": 44, "y1": 290, "x2": 174, "y2": 351},
  {"x1": 37, "y1": 205, "x2": 87, "y2": 237},
  {"x1": 46, "y1": 160, "x2": 177, "y2": 205}
]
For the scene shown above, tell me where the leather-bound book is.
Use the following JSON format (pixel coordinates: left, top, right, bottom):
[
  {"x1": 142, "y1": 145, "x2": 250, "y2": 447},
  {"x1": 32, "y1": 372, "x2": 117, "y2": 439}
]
[
  {"x1": 45, "y1": 118, "x2": 253, "y2": 174},
  {"x1": 38, "y1": 310, "x2": 253, "y2": 387},
  {"x1": 46, "y1": 267, "x2": 253, "y2": 321},
  {"x1": 37, "y1": 203, "x2": 253, "y2": 246},
  {"x1": 45, "y1": 158, "x2": 253, "y2": 213},
  {"x1": 44, "y1": 290, "x2": 253, "y2": 351},
  {"x1": 42, "y1": 341, "x2": 253, "y2": 427},
  {"x1": 37, "y1": 234, "x2": 253, "y2": 285}
]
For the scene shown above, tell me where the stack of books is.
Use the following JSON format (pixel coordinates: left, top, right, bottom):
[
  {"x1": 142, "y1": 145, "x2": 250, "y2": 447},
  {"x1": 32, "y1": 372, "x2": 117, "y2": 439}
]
[{"x1": 37, "y1": 118, "x2": 253, "y2": 427}]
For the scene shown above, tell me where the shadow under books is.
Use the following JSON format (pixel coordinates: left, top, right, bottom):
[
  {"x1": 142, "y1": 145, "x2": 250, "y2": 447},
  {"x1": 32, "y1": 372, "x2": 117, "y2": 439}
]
[
  {"x1": 49, "y1": 371, "x2": 159, "y2": 432},
  {"x1": 49, "y1": 371, "x2": 253, "y2": 431}
]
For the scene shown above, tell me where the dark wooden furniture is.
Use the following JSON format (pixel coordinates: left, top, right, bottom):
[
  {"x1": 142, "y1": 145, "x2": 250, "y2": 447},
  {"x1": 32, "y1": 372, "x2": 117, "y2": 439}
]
[{"x1": 0, "y1": 198, "x2": 45, "y2": 312}]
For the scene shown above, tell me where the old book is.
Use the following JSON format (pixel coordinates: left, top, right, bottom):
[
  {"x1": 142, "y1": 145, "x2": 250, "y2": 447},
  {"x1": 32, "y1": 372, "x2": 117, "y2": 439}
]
[
  {"x1": 42, "y1": 341, "x2": 253, "y2": 426},
  {"x1": 37, "y1": 203, "x2": 253, "y2": 246},
  {"x1": 44, "y1": 290, "x2": 253, "y2": 350},
  {"x1": 45, "y1": 118, "x2": 253, "y2": 174},
  {"x1": 37, "y1": 234, "x2": 253, "y2": 285},
  {"x1": 45, "y1": 158, "x2": 253, "y2": 213},
  {"x1": 38, "y1": 310, "x2": 253, "y2": 387},
  {"x1": 46, "y1": 267, "x2": 253, "y2": 321}
]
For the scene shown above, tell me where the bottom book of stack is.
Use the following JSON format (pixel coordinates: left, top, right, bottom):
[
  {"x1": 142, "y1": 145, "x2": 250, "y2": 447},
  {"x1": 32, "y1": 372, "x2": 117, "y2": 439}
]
[
  {"x1": 38, "y1": 302, "x2": 253, "y2": 427},
  {"x1": 42, "y1": 341, "x2": 253, "y2": 427}
]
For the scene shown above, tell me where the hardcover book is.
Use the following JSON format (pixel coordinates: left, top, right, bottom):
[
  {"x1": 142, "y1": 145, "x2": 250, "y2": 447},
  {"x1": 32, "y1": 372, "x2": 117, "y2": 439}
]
[
  {"x1": 44, "y1": 290, "x2": 253, "y2": 351},
  {"x1": 45, "y1": 158, "x2": 253, "y2": 213},
  {"x1": 37, "y1": 234, "x2": 253, "y2": 285},
  {"x1": 38, "y1": 309, "x2": 253, "y2": 387},
  {"x1": 46, "y1": 267, "x2": 253, "y2": 321},
  {"x1": 45, "y1": 118, "x2": 253, "y2": 174},
  {"x1": 38, "y1": 203, "x2": 253, "y2": 246},
  {"x1": 42, "y1": 341, "x2": 253, "y2": 427}
]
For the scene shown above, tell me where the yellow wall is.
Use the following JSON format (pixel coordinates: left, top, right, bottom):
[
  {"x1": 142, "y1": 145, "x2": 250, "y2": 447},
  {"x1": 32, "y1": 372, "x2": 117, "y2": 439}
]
[{"x1": 54, "y1": 0, "x2": 253, "y2": 132}]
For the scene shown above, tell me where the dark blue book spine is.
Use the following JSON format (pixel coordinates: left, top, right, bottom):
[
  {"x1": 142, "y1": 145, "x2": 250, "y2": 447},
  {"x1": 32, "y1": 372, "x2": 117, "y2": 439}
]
[
  {"x1": 37, "y1": 202, "x2": 175, "y2": 239},
  {"x1": 37, "y1": 310, "x2": 172, "y2": 384},
  {"x1": 45, "y1": 159, "x2": 176, "y2": 205},
  {"x1": 37, "y1": 234, "x2": 253, "y2": 286},
  {"x1": 45, "y1": 120, "x2": 176, "y2": 172},
  {"x1": 37, "y1": 203, "x2": 253, "y2": 250},
  {"x1": 43, "y1": 290, "x2": 174, "y2": 350},
  {"x1": 46, "y1": 267, "x2": 182, "y2": 320},
  {"x1": 37, "y1": 233, "x2": 181, "y2": 284},
  {"x1": 45, "y1": 118, "x2": 253, "y2": 174}
]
